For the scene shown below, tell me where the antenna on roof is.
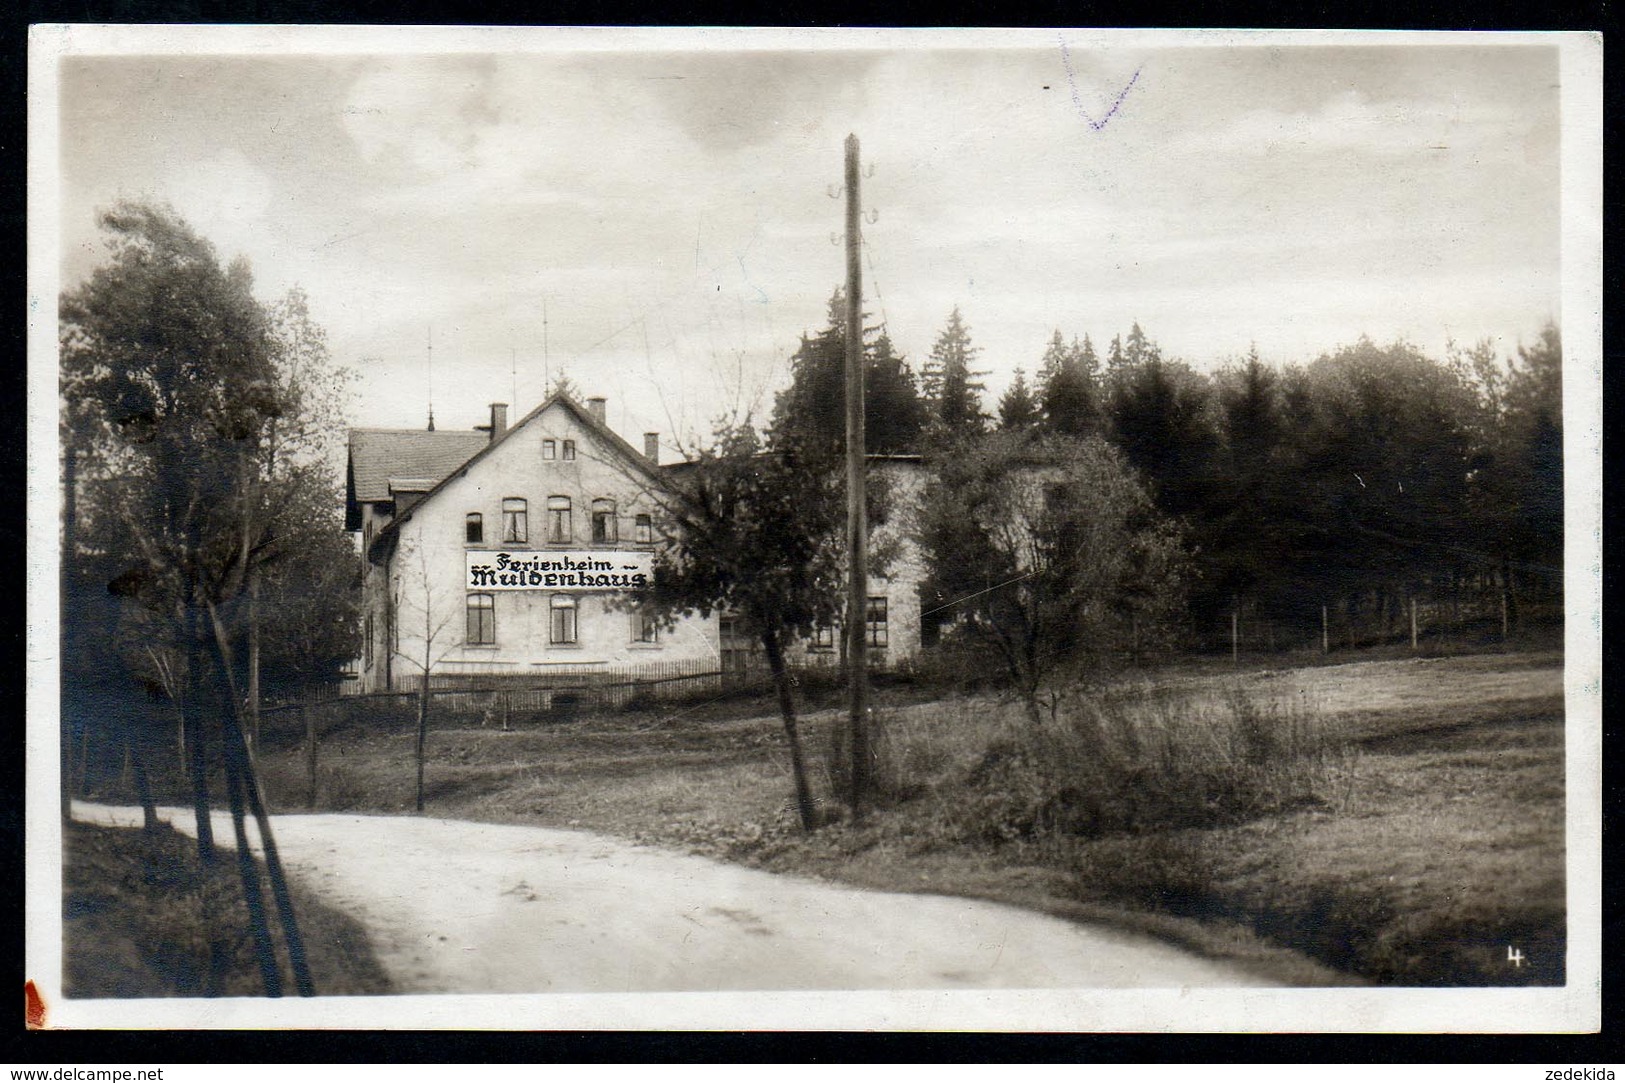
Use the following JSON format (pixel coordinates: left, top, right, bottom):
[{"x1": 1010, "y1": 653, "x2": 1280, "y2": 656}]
[
  {"x1": 542, "y1": 296, "x2": 551, "y2": 396},
  {"x1": 426, "y1": 326, "x2": 436, "y2": 431}
]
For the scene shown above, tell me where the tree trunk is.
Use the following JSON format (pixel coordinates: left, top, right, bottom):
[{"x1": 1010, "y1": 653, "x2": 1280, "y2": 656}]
[
  {"x1": 416, "y1": 678, "x2": 429, "y2": 814},
  {"x1": 762, "y1": 629, "x2": 817, "y2": 832},
  {"x1": 182, "y1": 604, "x2": 216, "y2": 865}
]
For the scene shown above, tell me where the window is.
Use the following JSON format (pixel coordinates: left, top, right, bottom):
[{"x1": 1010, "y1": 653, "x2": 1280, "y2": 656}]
[
  {"x1": 547, "y1": 496, "x2": 572, "y2": 542},
  {"x1": 591, "y1": 498, "x2": 617, "y2": 544},
  {"x1": 813, "y1": 622, "x2": 835, "y2": 649},
  {"x1": 719, "y1": 616, "x2": 748, "y2": 674},
  {"x1": 562, "y1": 439, "x2": 576, "y2": 461},
  {"x1": 635, "y1": 610, "x2": 660, "y2": 644},
  {"x1": 466, "y1": 593, "x2": 496, "y2": 645},
  {"x1": 465, "y1": 512, "x2": 484, "y2": 545},
  {"x1": 866, "y1": 596, "x2": 888, "y2": 648},
  {"x1": 501, "y1": 498, "x2": 528, "y2": 543},
  {"x1": 542, "y1": 439, "x2": 556, "y2": 460},
  {"x1": 635, "y1": 513, "x2": 653, "y2": 544},
  {"x1": 550, "y1": 594, "x2": 578, "y2": 644},
  {"x1": 364, "y1": 612, "x2": 374, "y2": 667}
]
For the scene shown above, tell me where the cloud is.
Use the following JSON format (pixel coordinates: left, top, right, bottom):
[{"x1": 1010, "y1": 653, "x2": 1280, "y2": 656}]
[
  {"x1": 645, "y1": 51, "x2": 880, "y2": 153},
  {"x1": 158, "y1": 147, "x2": 274, "y2": 259}
]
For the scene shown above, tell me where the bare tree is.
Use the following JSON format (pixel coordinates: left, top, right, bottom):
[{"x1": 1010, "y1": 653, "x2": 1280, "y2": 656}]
[{"x1": 389, "y1": 540, "x2": 462, "y2": 813}]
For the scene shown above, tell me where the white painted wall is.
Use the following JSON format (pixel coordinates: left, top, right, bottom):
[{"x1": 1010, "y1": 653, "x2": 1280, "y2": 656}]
[{"x1": 361, "y1": 402, "x2": 721, "y2": 691}]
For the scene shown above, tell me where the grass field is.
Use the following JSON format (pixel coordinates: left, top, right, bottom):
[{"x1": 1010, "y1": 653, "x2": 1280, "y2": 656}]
[
  {"x1": 63, "y1": 819, "x2": 394, "y2": 998},
  {"x1": 254, "y1": 649, "x2": 1565, "y2": 987}
]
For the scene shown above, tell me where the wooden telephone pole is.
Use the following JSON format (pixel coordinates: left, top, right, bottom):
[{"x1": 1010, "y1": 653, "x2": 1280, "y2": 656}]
[{"x1": 843, "y1": 133, "x2": 870, "y2": 820}]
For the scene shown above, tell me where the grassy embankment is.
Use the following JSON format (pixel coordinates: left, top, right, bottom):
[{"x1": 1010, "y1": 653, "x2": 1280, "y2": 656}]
[
  {"x1": 63, "y1": 819, "x2": 393, "y2": 998},
  {"x1": 255, "y1": 649, "x2": 1566, "y2": 987}
]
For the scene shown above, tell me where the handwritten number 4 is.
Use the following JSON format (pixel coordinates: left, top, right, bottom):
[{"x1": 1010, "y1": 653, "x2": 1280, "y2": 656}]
[{"x1": 1507, "y1": 946, "x2": 1526, "y2": 968}]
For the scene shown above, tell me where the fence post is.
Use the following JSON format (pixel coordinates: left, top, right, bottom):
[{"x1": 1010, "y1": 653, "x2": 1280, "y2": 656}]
[
  {"x1": 1322, "y1": 604, "x2": 1329, "y2": 655},
  {"x1": 305, "y1": 703, "x2": 317, "y2": 810}
]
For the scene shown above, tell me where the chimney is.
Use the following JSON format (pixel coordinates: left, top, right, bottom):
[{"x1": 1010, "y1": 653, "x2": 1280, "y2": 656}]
[
  {"x1": 586, "y1": 396, "x2": 607, "y2": 425},
  {"x1": 644, "y1": 433, "x2": 660, "y2": 464},
  {"x1": 489, "y1": 402, "x2": 508, "y2": 443}
]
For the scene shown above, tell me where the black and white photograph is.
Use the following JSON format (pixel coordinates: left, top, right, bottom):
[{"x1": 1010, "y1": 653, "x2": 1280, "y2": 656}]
[{"x1": 26, "y1": 26, "x2": 1602, "y2": 1032}]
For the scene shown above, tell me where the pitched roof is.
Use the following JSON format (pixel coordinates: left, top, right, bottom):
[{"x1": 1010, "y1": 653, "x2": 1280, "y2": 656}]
[
  {"x1": 364, "y1": 393, "x2": 667, "y2": 560},
  {"x1": 346, "y1": 428, "x2": 489, "y2": 529}
]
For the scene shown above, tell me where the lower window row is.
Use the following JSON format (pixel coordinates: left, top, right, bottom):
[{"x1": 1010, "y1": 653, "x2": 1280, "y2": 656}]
[{"x1": 466, "y1": 593, "x2": 659, "y2": 646}]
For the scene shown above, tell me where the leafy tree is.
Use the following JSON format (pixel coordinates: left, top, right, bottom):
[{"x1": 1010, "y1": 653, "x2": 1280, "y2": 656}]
[
  {"x1": 641, "y1": 423, "x2": 846, "y2": 830},
  {"x1": 1273, "y1": 338, "x2": 1480, "y2": 638},
  {"x1": 998, "y1": 368, "x2": 1040, "y2": 430},
  {"x1": 60, "y1": 200, "x2": 323, "y2": 995},
  {"x1": 917, "y1": 430, "x2": 1188, "y2": 721},
  {"x1": 1457, "y1": 323, "x2": 1563, "y2": 624},
  {"x1": 920, "y1": 306, "x2": 989, "y2": 433}
]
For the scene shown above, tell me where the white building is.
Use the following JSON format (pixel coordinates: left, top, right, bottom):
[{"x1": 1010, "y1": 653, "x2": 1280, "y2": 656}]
[{"x1": 346, "y1": 391, "x2": 929, "y2": 693}]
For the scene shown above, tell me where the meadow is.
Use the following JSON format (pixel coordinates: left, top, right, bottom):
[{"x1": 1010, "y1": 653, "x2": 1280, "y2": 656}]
[{"x1": 254, "y1": 649, "x2": 1566, "y2": 986}]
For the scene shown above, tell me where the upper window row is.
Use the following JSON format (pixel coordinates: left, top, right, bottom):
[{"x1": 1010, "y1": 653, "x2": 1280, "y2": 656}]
[
  {"x1": 465, "y1": 500, "x2": 653, "y2": 546},
  {"x1": 541, "y1": 438, "x2": 577, "y2": 461}
]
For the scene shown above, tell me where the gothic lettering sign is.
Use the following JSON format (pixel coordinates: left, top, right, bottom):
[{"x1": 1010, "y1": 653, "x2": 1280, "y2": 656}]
[{"x1": 466, "y1": 551, "x2": 653, "y2": 591}]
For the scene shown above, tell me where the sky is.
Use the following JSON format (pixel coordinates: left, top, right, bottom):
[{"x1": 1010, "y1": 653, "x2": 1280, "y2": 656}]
[{"x1": 53, "y1": 29, "x2": 1563, "y2": 452}]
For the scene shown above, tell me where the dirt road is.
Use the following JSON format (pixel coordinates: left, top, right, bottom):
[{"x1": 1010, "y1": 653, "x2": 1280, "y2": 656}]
[{"x1": 74, "y1": 802, "x2": 1274, "y2": 993}]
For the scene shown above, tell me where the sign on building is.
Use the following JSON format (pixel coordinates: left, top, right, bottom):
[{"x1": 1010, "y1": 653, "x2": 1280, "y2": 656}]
[{"x1": 466, "y1": 550, "x2": 653, "y2": 591}]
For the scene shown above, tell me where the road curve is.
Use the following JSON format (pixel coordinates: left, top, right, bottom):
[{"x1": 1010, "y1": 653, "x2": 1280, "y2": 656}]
[{"x1": 74, "y1": 803, "x2": 1276, "y2": 993}]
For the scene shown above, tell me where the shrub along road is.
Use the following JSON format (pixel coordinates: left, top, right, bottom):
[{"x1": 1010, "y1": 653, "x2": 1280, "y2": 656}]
[{"x1": 73, "y1": 802, "x2": 1276, "y2": 993}]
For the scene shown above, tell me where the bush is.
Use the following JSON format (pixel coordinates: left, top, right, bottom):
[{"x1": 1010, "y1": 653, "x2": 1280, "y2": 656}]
[
  {"x1": 1069, "y1": 832, "x2": 1218, "y2": 912},
  {"x1": 951, "y1": 683, "x2": 1352, "y2": 843}
]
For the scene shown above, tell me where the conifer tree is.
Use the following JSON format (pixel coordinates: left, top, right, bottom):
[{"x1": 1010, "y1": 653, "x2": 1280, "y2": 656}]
[
  {"x1": 1037, "y1": 329, "x2": 1098, "y2": 437},
  {"x1": 998, "y1": 367, "x2": 1040, "y2": 430},
  {"x1": 921, "y1": 306, "x2": 989, "y2": 433}
]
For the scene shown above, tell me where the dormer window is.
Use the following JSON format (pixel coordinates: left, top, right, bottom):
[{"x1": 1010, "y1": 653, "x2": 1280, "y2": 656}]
[
  {"x1": 591, "y1": 499, "x2": 617, "y2": 544},
  {"x1": 562, "y1": 440, "x2": 577, "y2": 461},
  {"x1": 542, "y1": 439, "x2": 556, "y2": 460}
]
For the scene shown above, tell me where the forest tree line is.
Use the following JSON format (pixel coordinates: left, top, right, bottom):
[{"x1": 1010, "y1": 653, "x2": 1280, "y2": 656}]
[{"x1": 771, "y1": 292, "x2": 1563, "y2": 656}]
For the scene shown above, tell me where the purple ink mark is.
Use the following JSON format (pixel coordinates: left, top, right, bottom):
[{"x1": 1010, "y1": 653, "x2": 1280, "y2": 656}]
[{"x1": 1058, "y1": 39, "x2": 1140, "y2": 132}]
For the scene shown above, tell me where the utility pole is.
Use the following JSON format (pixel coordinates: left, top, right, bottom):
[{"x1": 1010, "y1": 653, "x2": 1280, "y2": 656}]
[{"x1": 843, "y1": 133, "x2": 869, "y2": 821}]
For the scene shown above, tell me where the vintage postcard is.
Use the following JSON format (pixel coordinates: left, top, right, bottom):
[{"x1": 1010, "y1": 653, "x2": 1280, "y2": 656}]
[{"x1": 26, "y1": 26, "x2": 1602, "y2": 1032}]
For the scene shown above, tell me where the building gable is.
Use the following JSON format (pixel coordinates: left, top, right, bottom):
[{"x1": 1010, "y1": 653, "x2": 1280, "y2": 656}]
[{"x1": 368, "y1": 394, "x2": 663, "y2": 559}]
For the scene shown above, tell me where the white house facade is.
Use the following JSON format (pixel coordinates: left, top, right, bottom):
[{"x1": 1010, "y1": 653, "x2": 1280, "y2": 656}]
[{"x1": 345, "y1": 392, "x2": 933, "y2": 693}]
